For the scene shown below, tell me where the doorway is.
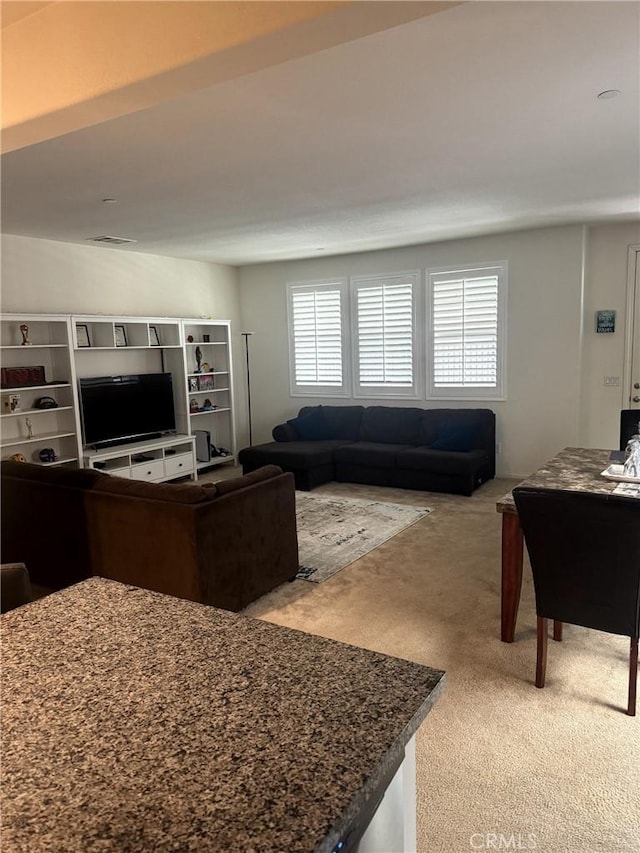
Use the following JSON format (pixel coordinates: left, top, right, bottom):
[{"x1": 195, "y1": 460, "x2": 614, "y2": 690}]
[{"x1": 623, "y1": 244, "x2": 640, "y2": 412}]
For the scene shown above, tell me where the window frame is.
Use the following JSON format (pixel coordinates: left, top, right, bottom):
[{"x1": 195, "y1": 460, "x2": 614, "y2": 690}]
[
  {"x1": 287, "y1": 278, "x2": 350, "y2": 398},
  {"x1": 426, "y1": 261, "x2": 507, "y2": 401},
  {"x1": 349, "y1": 271, "x2": 421, "y2": 399}
]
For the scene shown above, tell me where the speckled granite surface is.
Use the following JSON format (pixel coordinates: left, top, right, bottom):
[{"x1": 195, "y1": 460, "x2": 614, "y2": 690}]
[
  {"x1": 496, "y1": 447, "x2": 615, "y2": 514},
  {"x1": 1, "y1": 578, "x2": 445, "y2": 853}
]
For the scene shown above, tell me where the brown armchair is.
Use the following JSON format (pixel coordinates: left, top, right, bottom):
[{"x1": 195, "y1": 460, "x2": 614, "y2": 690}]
[
  {"x1": 513, "y1": 486, "x2": 640, "y2": 716},
  {"x1": 85, "y1": 465, "x2": 299, "y2": 611}
]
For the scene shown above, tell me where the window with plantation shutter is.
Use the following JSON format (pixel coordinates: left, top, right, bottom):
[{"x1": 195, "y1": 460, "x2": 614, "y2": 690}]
[
  {"x1": 427, "y1": 263, "x2": 507, "y2": 399},
  {"x1": 287, "y1": 280, "x2": 348, "y2": 396},
  {"x1": 351, "y1": 272, "x2": 419, "y2": 398}
]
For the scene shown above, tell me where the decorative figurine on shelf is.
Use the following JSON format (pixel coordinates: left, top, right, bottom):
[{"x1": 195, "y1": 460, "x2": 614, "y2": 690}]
[
  {"x1": 186, "y1": 334, "x2": 194, "y2": 343},
  {"x1": 38, "y1": 448, "x2": 57, "y2": 463},
  {"x1": 201, "y1": 398, "x2": 214, "y2": 411},
  {"x1": 195, "y1": 346, "x2": 203, "y2": 373},
  {"x1": 25, "y1": 417, "x2": 34, "y2": 439},
  {"x1": 201, "y1": 362, "x2": 212, "y2": 374},
  {"x1": 3, "y1": 394, "x2": 21, "y2": 413},
  {"x1": 189, "y1": 399, "x2": 200, "y2": 414},
  {"x1": 8, "y1": 452, "x2": 27, "y2": 463},
  {"x1": 20, "y1": 324, "x2": 31, "y2": 346}
]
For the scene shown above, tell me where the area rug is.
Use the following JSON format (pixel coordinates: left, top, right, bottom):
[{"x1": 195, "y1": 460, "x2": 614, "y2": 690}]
[{"x1": 295, "y1": 494, "x2": 431, "y2": 582}]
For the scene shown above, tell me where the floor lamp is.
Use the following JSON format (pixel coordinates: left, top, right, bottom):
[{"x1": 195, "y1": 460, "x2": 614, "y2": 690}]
[{"x1": 241, "y1": 332, "x2": 253, "y2": 446}]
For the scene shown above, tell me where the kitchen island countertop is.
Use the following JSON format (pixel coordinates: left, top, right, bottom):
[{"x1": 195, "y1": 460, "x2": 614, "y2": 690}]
[{"x1": 1, "y1": 577, "x2": 445, "y2": 852}]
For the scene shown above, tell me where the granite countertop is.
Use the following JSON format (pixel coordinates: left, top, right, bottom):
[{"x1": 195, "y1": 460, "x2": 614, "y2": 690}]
[
  {"x1": 496, "y1": 446, "x2": 616, "y2": 513},
  {"x1": 1, "y1": 578, "x2": 445, "y2": 853}
]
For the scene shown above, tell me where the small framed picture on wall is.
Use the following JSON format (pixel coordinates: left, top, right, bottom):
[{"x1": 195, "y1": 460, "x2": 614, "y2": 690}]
[
  {"x1": 76, "y1": 324, "x2": 91, "y2": 348},
  {"x1": 114, "y1": 325, "x2": 128, "y2": 347}
]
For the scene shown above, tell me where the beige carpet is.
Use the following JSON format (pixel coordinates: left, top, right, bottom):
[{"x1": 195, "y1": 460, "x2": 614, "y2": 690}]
[{"x1": 235, "y1": 472, "x2": 640, "y2": 853}]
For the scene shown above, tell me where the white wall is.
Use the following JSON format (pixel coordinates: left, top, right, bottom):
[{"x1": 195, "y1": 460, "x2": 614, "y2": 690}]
[
  {"x1": 581, "y1": 222, "x2": 640, "y2": 448},
  {"x1": 239, "y1": 225, "x2": 589, "y2": 478},
  {"x1": 0, "y1": 233, "x2": 249, "y2": 439},
  {"x1": 1, "y1": 234, "x2": 239, "y2": 318},
  {"x1": 3, "y1": 224, "x2": 638, "y2": 476}
]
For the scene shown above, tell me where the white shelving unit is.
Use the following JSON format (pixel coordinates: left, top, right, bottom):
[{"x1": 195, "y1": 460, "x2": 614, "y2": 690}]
[
  {"x1": 72, "y1": 317, "x2": 182, "y2": 351},
  {"x1": 182, "y1": 320, "x2": 236, "y2": 471},
  {"x1": 0, "y1": 314, "x2": 82, "y2": 466},
  {"x1": 1, "y1": 313, "x2": 237, "y2": 473},
  {"x1": 72, "y1": 315, "x2": 190, "y2": 477}
]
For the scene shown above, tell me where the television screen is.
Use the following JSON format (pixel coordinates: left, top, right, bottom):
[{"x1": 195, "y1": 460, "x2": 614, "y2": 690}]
[{"x1": 79, "y1": 373, "x2": 176, "y2": 448}]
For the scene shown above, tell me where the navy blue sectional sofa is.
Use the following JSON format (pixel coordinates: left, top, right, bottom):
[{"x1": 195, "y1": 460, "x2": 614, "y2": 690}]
[{"x1": 238, "y1": 405, "x2": 496, "y2": 496}]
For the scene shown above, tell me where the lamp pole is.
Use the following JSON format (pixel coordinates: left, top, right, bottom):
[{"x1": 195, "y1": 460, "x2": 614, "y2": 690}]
[{"x1": 241, "y1": 332, "x2": 253, "y2": 445}]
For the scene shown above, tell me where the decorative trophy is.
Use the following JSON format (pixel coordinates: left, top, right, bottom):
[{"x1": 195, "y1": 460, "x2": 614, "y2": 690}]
[{"x1": 20, "y1": 324, "x2": 31, "y2": 346}]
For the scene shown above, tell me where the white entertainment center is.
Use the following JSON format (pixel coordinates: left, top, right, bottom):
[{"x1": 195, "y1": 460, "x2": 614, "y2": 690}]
[
  {"x1": 83, "y1": 434, "x2": 198, "y2": 483},
  {"x1": 0, "y1": 313, "x2": 236, "y2": 481}
]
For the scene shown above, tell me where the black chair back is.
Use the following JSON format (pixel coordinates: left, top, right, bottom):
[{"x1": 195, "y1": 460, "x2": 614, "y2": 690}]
[
  {"x1": 513, "y1": 487, "x2": 640, "y2": 638},
  {"x1": 620, "y1": 409, "x2": 640, "y2": 451}
]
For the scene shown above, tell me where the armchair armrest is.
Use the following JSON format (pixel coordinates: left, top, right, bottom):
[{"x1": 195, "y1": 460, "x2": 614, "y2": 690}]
[{"x1": 1, "y1": 562, "x2": 32, "y2": 614}]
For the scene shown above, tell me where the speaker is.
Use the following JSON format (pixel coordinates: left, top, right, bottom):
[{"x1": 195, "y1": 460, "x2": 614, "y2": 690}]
[{"x1": 194, "y1": 429, "x2": 211, "y2": 462}]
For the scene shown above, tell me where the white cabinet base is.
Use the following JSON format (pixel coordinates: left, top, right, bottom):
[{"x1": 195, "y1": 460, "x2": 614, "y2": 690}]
[
  {"x1": 356, "y1": 736, "x2": 416, "y2": 853},
  {"x1": 83, "y1": 434, "x2": 197, "y2": 483}
]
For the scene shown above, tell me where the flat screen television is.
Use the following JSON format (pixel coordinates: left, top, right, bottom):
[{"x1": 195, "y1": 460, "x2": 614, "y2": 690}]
[{"x1": 79, "y1": 373, "x2": 176, "y2": 448}]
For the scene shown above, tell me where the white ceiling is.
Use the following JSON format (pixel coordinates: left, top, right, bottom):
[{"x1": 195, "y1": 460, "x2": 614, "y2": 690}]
[{"x1": 2, "y1": 1, "x2": 639, "y2": 266}]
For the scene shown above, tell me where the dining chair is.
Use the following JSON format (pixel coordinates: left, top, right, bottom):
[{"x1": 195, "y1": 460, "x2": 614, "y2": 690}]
[
  {"x1": 620, "y1": 409, "x2": 640, "y2": 451},
  {"x1": 512, "y1": 486, "x2": 640, "y2": 716}
]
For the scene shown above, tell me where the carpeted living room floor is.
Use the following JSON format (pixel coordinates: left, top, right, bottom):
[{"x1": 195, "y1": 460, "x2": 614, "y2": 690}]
[{"x1": 206, "y1": 465, "x2": 640, "y2": 853}]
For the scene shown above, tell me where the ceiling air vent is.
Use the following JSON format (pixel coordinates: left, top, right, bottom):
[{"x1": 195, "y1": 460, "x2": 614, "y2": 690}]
[{"x1": 87, "y1": 235, "x2": 137, "y2": 245}]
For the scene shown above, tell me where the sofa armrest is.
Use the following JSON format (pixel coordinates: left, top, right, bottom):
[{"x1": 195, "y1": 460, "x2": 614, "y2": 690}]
[
  {"x1": 195, "y1": 471, "x2": 299, "y2": 610},
  {"x1": 272, "y1": 422, "x2": 299, "y2": 442}
]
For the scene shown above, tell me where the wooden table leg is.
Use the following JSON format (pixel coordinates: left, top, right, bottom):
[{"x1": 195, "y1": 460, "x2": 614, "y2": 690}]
[{"x1": 501, "y1": 512, "x2": 523, "y2": 643}]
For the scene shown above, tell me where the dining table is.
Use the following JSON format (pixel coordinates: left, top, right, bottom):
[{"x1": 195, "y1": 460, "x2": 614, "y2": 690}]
[{"x1": 496, "y1": 446, "x2": 636, "y2": 642}]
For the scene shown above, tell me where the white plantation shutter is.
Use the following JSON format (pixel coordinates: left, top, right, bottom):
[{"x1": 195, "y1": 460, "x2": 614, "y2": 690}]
[
  {"x1": 428, "y1": 264, "x2": 506, "y2": 399},
  {"x1": 288, "y1": 281, "x2": 348, "y2": 396},
  {"x1": 352, "y1": 273, "x2": 418, "y2": 397}
]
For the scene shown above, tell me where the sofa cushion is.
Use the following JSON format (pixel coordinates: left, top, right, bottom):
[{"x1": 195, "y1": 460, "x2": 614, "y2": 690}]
[
  {"x1": 396, "y1": 447, "x2": 490, "y2": 476},
  {"x1": 297, "y1": 405, "x2": 364, "y2": 440},
  {"x1": 418, "y1": 408, "x2": 494, "y2": 450},
  {"x1": 333, "y1": 442, "x2": 412, "y2": 469},
  {"x1": 430, "y1": 421, "x2": 480, "y2": 452},
  {"x1": 214, "y1": 465, "x2": 283, "y2": 496},
  {"x1": 93, "y1": 476, "x2": 216, "y2": 504},
  {"x1": 239, "y1": 440, "x2": 350, "y2": 469},
  {"x1": 287, "y1": 407, "x2": 332, "y2": 440},
  {"x1": 359, "y1": 407, "x2": 424, "y2": 445},
  {"x1": 0, "y1": 459, "x2": 108, "y2": 489}
]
